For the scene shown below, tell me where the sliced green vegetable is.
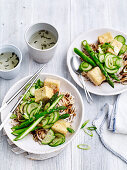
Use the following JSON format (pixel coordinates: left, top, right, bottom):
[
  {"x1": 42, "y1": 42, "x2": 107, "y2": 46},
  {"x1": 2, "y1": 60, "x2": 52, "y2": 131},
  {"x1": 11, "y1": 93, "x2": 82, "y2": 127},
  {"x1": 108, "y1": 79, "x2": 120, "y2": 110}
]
[
  {"x1": 23, "y1": 104, "x2": 28, "y2": 113},
  {"x1": 10, "y1": 114, "x2": 17, "y2": 119},
  {"x1": 49, "y1": 133, "x2": 65, "y2": 147},
  {"x1": 108, "y1": 73, "x2": 120, "y2": 81},
  {"x1": 14, "y1": 116, "x2": 44, "y2": 141},
  {"x1": 27, "y1": 102, "x2": 39, "y2": 114},
  {"x1": 83, "y1": 129, "x2": 93, "y2": 137},
  {"x1": 119, "y1": 44, "x2": 127, "y2": 55},
  {"x1": 79, "y1": 61, "x2": 92, "y2": 72},
  {"x1": 81, "y1": 120, "x2": 89, "y2": 129},
  {"x1": 49, "y1": 92, "x2": 59, "y2": 104},
  {"x1": 19, "y1": 101, "x2": 27, "y2": 114},
  {"x1": 59, "y1": 114, "x2": 70, "y2": 119},
  {"x1": 48, "y1": 112, "x2": 55, "y2": 124},
  {"x1": 44, "y1": 103, "x2": 50, "y2": 111},
  {"x1": 104, "y1": 66, "x2": 118, "y2": 74},
  {"x1": 74, "y1": 48, "x2": 96, "y2": 67},
  {"x1": 52, "y1": 112, "x2": 59, "y2": 123},
  {"x1": 114, "y1": 35, "x2": 126, "y2": 44},
  {"x1": 87, "y1": 126, "x2": 97, "y2": 131},
  {"x1": 35, "y1": 79, "x2": 44, "y2": 89},
  {"x1": 77, "y1": 144, "x2": 90, "y2": 150},
  {"x1": 43, "y1": 124, "x2": 53, "y2": 129},
  {"x1": 30, "y1": 86, "x2": 36, "y2": 96},
  {"x1": 41, "y1": 129, "x2": 55, "y2": 145},
  {"x1": 105, "y1": 53, "x2": 117, "y2": 70},
  {"x1": 98, "y1": 53, "x2": 105, "y2": 63},
  {"x1": 67, "y1": 127, "x2": 75, "y2": 133}
]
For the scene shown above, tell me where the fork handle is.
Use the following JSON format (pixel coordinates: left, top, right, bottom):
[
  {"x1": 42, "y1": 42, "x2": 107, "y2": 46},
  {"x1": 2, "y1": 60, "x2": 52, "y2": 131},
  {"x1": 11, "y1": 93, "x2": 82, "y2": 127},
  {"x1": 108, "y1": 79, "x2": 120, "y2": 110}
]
[{"x1": 79, "y1": 75, "x2": 93, "y2": 103}]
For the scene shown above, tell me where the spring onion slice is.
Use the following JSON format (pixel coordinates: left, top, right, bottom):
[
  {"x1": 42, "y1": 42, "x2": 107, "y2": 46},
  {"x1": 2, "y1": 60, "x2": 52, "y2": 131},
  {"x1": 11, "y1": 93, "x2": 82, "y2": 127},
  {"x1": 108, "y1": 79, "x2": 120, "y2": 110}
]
[
  {"x1": 77, "y1": 144, "x2": 90, "y2": 150},
  {"x1": 87, "y1": 126, "x2": 97, "y2": 131},
  {"x1": 81, "y1": 120, "x2": 89, "y2": 129},
  {"x1": 83, "y1": 129, "x2": 93, "y2": 137},
  {"x1": 67, "y1": 127, "x2": 75, "y2": 133}
]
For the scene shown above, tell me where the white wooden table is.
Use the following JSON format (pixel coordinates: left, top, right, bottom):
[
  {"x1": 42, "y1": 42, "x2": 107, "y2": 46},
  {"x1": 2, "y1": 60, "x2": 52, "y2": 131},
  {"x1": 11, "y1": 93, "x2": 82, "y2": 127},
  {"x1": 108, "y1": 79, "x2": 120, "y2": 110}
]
[{"x1": 0, "y1": 0, "x2": 127, "y2": 169}]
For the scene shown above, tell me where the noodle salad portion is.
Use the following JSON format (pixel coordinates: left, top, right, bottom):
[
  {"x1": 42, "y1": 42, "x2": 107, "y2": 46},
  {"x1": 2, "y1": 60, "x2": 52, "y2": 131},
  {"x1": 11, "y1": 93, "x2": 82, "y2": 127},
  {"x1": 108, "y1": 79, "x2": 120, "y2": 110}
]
[{"x1": 10, "y1": 78, "x2": 76, "y2": 147}]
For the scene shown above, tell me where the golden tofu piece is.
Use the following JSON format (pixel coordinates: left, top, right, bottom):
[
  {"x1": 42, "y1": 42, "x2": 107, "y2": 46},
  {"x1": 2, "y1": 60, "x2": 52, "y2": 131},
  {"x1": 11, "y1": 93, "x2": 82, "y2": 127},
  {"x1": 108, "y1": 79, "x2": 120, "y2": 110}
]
[
  {"x1": 107, "y1": 39, "x2": 122, "y2": 55},
  {"x1": 44, "y1": 78, "x2": 60, "y2": 92},
  {"x1": 87, "y1": 67, "x2": 106, "y2": 86},
  {"x1": 98, "y1": 32, "x2": 113, "y2": 44},
  {"x1": 35, "y1": 86, "x2": 53, "y2": 102},
  {"x1": 35, "y1": 88, "x2": 43, "y2": 102},
  {"x1": 41, "y1": 86, "x2": 54, "y2": 101},
  {"x1": 51, "y1": 119, "x2": 70, "y2": 136}
]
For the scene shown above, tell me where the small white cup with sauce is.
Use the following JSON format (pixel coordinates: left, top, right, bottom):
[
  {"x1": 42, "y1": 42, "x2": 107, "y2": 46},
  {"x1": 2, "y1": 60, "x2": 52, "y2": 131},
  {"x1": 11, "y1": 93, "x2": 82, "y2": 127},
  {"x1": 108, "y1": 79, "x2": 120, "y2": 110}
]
[
  {"x1": 25, "y1": 23, "x2": 59, "y2": 64},
  {"x1": 0, "y1": 45, "x2": 22, "y2": 79}
]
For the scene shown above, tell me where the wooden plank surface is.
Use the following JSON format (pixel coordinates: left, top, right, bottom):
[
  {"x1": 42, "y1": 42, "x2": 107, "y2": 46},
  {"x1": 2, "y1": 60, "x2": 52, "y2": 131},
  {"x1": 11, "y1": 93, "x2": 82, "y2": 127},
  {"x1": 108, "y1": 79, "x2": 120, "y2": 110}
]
[{"x1": 0, "y1": 0, "x2": 127, "y2": 169}]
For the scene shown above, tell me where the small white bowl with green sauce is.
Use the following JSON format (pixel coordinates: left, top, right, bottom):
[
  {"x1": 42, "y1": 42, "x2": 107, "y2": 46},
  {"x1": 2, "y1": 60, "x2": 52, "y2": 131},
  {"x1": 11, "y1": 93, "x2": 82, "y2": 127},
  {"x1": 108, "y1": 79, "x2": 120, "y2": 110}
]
[
  {"x1": 25, "y1": 23, "x2": 59, "y2": 63},
  {"x1": 0, "y1": 45, "x2": 22, "y2": 79}
]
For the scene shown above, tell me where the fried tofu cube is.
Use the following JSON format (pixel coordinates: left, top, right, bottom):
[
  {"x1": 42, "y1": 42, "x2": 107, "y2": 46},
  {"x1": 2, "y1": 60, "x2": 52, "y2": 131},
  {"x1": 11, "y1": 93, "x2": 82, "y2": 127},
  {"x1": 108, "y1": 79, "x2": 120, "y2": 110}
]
[
  {"x1": 44, "y1": 78, "x2": 60, "y2": 92},
  {"x1": 35, "y1": 86, "x2": 53, "y2": 102},
  {"x1": 35, "y1": 88, "x2": 43, "y2": 102},
  {"x1": 87, "y1": 67, "x2": 106, "y2": 86},
  {"x1": 41, "y1": 86, "x2": 54, "y2": 101},
  {"x1": 107, "y1": 39, "x2": 122, "y2": 55},
  {"x1": 98, "y1": 32, "x2": 113, "y2": 44},
  {"x1": 51, "y1": 120, "x2": 70, "y2": 136}
]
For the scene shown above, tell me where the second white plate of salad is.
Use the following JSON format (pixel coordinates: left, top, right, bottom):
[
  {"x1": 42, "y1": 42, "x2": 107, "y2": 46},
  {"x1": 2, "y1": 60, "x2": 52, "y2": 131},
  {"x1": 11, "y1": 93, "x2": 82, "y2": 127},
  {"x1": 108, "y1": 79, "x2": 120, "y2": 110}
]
[
  {"x1": 1, "y1": 73, "x2": 83, "y2": 154},
  {"x1": 67, "y1": 28, "x2": 127, "y2": 96}
]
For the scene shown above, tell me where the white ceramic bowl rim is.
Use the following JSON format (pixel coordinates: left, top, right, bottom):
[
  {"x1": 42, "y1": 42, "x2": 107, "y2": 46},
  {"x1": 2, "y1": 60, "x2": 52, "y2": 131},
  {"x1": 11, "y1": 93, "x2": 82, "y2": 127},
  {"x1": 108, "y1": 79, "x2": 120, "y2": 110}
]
[
  {"x1": 67, "y1": 27, "x2": 127, "y2": 96},
  {"x1": 25, "y1": 22, "x2": 59, "y2": 52},
  {"x1": 0, "y1": 44, "x2": 22, "y2": 73},
  {"x1": 2, "y1": 73, "x2": 84, "y2": 154}
]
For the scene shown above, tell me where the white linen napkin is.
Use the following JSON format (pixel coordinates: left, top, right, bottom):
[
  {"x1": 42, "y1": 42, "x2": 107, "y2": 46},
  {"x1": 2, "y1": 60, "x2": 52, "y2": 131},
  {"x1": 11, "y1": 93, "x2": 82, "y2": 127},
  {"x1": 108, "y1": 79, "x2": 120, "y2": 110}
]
[{"x1": 93, "y1": 91, "x2": 127, "y2": 163}]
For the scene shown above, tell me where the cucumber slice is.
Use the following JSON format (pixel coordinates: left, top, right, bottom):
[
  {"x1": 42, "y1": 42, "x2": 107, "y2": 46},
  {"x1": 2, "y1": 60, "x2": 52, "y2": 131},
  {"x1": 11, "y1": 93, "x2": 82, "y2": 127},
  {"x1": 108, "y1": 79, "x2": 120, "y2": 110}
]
[
  {"x1": 48, "y1": 113, "x2": 55, "y2": 124},
  {"x1": 104, "y1": 66, "x2": 118, "y2": 74},
  {"x1": 22, "y1": 112, "x2": 29, "y2": 119},
  {"x1": 43, "y1": 124, "x2": 53, "y2": 129},
  {"x1": 52, "y1": 112, "x2": 59, "y2": 123},
  {"x1": 114, "y1": 35, "x2": 126, "y2": 44},
  {"x1": 40, "y1": 117, "x2": 49, "y2": 127},
  {"x1": 115, "y1": 58, "x2": 123, "y2": 68},
  {"x1": 49, "y1": 133, "x2": 65, "y2": 147},
  {"x1": 44, "y1": 103, "x2": 50, "y2": 111},
  {"x1": 79, "y1": 62, "x2": 92, "y2": 72},
  {"x1": 30, "y1": 108, "x2": 37, "y2": 118},
  {"x1": 41, "y1": 129, "x2": 55, "y2": 145},
  {"x1": 27, "y1": 102, "x2": 39, "y2": 114},
  {"x1": 105, "y1": 53, "x2": 117, "y2": 70},
  {"x1": 20, "y1": 101, "x2": 27, "y2": 114},
  {"x1": 119, "y1": 44, "x2": 127, "y2": 55},
  {"x1": 30, "y1": 86, "x2": 36, "y2": 96},
  {"x1": 98, "y1": 53, "x2": 105, "y2": 63},
  {"x1": 23, "y1": 104, "x2": 28, "y2": 113}
]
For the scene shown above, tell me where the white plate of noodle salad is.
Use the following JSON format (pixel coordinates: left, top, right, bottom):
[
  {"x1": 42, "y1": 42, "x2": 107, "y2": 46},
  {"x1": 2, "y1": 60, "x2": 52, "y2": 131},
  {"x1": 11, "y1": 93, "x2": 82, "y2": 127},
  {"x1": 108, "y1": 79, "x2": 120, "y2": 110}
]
[
  {"x1": 67, "y1": 28, "x2": 127, "y2": 96},
  {"x1": 1, "y1": 73, "x2": 83, "y2": 154}
]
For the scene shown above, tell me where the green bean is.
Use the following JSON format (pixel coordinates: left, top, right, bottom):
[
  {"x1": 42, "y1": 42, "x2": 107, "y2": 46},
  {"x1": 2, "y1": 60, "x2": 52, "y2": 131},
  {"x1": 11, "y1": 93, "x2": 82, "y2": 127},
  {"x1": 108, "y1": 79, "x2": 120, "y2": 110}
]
[{"x1": 74, "y1": 48, "x2": 96, "y2": 67}]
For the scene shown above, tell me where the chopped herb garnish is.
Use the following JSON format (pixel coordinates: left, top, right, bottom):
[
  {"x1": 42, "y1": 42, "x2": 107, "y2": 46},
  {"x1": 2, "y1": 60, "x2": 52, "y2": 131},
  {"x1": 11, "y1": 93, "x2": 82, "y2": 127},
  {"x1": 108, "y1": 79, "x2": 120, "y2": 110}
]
[
  {"x1": 45, "y1": 30, "x2": 49, "y2": 34},
  {"x1": 77, "y1": 144, "x2": 90, "y2": 150},
  {"x1": 12, "y1": 52, "x2": 15, "y2": 56},
  {"x1": 87, "y1": 126, "x2": 97, "y2": 131},
  {"x1": 1, "y1": 53, "x2": 4, "y2": 55},
  {"x1": 83, "y1": 129, "x2": 93, "y2": 137},
  {"x1": 10, "y1": 114, "x2": 17, "y2": 119},
  {"x1": 34, "y1": 41, "x2": 37, "y2": 43},
  {"x1": 67, "y1": 127, "x2": 75, "y2": 133},
  {"x1": 12, "y1": 61, "x2": 15, "y2": 65},
  {"x1": 35, "y1": 79, "x2": 44, "y2": 89},
  {"x1": 4, "y1": 64, "x2": 9, "y2": 67},
  {"x1": 81, "y1": 120, "x2": 89, "y2": 129}
]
